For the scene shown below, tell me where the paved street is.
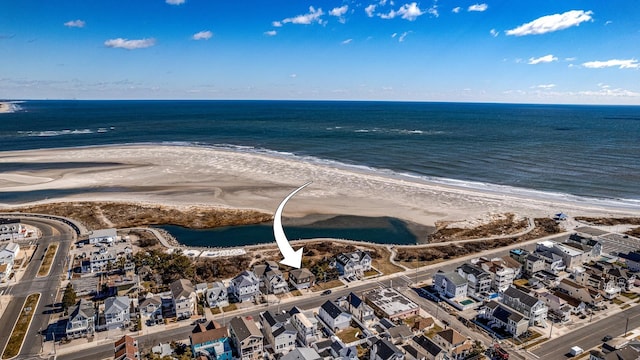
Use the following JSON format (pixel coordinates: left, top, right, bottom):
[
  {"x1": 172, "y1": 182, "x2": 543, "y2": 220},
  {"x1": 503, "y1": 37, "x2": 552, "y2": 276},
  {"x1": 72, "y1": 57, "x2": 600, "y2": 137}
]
[{"x1": 0, "y1": 219, "x2": 74, "y2": 360}]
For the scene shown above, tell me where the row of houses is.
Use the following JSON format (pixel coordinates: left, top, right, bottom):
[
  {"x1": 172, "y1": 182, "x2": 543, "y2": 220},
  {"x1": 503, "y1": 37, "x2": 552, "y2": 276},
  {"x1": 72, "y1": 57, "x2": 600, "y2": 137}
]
[
  {"x1": 0, "y1": 241, "x2": 20, "y2": 282},
  {"x1": 0, "y1": 218, "x2": 26, "y2": 241}
]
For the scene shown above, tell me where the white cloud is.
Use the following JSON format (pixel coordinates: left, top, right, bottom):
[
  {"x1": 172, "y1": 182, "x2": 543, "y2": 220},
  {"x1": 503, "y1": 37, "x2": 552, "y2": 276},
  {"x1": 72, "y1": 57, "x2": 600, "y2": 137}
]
[
  {"x1": 391, "y1": 32, "x2": 397, "y2": 38},
  {"x1": 330, "y1": 5, "x2": 348, "y2": 17},
  {"x1": 290, "y1": 74, "x2": 297, "y2": 78},
  {"x1": 166, "y1": 0, "x2": 185, "y2": 5},
  {"x1": 104, "y1": 38, "x2": 156, "y2": 50},
  {"x1": 605, "y1": 20, "x2": 613, "y2": 25},
  {"x1": 264, "y1": 30, "x2": 277, "y2": 36},
  {"x1": 398, "y1": 31, "x2": 410, "y2": 42},
  {"x1": 528, "y1": 54, "x2": 558, "y2": 64},
  {"x1": 582, "y1": 59, "x2": 639, "y2": 69},
  {"x1": 64, "y1": 19, "x2": 85, "y2": 28},
  {"x1": 579, "y1": 86, "x2": 640, "y2": 97},
  {"x1": 379, "y1": 2, "x2": 424, "y2": 21},
  {"x1": 428, "y1": 3, "x2": 439, "y2": 17},
  {"x1": 192, "y1": 30, "x2": 213, "y2": 40},
  {"x1": 365, "y1": 4, "x2": 377, "y2": 17},
  {"x1": 341, "y1": 38, "x2": 353, "y2": 45},
  {"x1": 533, "y1": 84, "x2": 556, "y2": 89},
  {"x1": 468, "y1": 3, "x2": 488, "y2": 12},
  {"x1": 281, "y1": 6, "x2": 325, "y2": 25},
  {"x1": 565, "y1": 57, "x2": 577, "y2": 61},
  {"x1": 452, "y1": 7, "x2": 461, "y2": 13},
  {"x1": 272, "y1": 21, "x2": 283, "y2": 27},
  {"x1": 490, "y1": 29, "x2": 499, "y2": 37},
  {"x1": 506, "y1": 10, "x2": 593, "y2": 36}
]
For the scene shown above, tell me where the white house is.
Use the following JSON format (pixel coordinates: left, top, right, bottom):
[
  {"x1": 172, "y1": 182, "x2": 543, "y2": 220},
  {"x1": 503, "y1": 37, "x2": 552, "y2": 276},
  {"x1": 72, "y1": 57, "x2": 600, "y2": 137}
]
[
  {"x1": 433, "y1": 271, "x2": 468, "y2": 301},
  {"x1": 66, "y1": 299, "x2": 96, "y2": 338},
  {"x1": 229, "y1": 271, "x2": 260, "y2": 303},
  {"x1": 205, "y1": 281, "x2": 229, "y2": 308},
  {"x1": 260, "y1": 311, "x2": 297, "y2": 355},
  {"x1": 290, "y1": 312, "x2": 318, "y2": 346},
  {"x1": 171, "y1": 278, "x2": 197, "y2": 320},
  {"x1": 0, "y1": 219, "x2": 25, "y2": 240},
  {"x1": 89, "y1": 228, "x2": 117, "y2": 244},
  {"x1": 319, "y1": 301, "x2": 352, "y2": 333},
  {"x1": 335, "y1": 251, "x2": 372, "y2": 279},
  {"x1": 344, "y1": 292, "x2": 375, "y2": 324},
  {"x1": 102, "y1": 296, "x2": 131, "y2": 330},
  {"x1": 502, "y1": 286, "x2": 548, "y2": 327},
  {"x1": 0, "y1": 242, "x2": 20, "y2": 265}
]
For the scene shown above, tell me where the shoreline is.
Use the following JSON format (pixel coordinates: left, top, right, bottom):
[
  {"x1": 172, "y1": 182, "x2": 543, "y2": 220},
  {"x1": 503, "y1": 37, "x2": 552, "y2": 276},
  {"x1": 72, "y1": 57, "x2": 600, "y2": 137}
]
[{"x1": 0, "y1": 144, "x2": 639, "y2": 230}]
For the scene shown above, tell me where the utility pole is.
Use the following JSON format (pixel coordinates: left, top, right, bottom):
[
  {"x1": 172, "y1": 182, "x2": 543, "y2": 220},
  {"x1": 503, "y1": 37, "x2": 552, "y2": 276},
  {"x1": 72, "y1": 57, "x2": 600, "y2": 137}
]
[{"x1": 625, "y1": 317, "x2": 629, "y2": 336}]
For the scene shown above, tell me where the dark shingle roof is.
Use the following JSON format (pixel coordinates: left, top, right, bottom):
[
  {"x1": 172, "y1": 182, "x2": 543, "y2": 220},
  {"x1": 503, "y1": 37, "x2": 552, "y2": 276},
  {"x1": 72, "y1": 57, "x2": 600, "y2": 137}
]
[
  {"x1": 320, "y1": 301, "x2": 344, "y2": 319},
  {"x1": 504, "y1": 286, "x2": 540, "y2": 307},
  {"x1": 373, "y1": 338, "x2": 402, "y2": 360},
  {"x1": 347, "y1": 292, "x2": 362, "y2": 308},
  {"x1": 412, "y1": 335, "x2": 444, "y2": 356}
]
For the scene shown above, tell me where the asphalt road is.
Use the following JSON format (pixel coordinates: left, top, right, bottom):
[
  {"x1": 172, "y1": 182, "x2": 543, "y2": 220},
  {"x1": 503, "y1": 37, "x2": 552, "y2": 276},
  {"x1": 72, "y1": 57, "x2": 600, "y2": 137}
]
[
  {"x1": 0, "y1": 219, "x2": 74, "y2": 360},
  {"x1": 533, "y1": 304, "x2": 640, "y2": 359}
]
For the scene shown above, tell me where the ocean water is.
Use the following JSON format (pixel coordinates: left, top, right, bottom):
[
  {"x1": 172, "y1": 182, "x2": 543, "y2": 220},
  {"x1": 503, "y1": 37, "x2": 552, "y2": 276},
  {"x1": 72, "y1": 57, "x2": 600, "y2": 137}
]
[{"x1": 1, "y1": 100, "x2": 640, "y2": 205}]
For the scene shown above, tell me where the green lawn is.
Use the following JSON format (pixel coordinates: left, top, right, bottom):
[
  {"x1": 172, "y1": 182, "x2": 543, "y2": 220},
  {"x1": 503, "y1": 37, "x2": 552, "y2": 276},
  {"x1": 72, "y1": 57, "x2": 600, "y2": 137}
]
[{"x1": 2, "y1": 293, "x2": 40, "y2": 359}]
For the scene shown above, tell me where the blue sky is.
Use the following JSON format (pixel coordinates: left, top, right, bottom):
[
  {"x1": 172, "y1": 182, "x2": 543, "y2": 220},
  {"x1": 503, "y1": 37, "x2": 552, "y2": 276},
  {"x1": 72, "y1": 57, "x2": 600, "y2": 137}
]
[{"x1": 1, "y1": 0, "x2": 639, "y2": 104}]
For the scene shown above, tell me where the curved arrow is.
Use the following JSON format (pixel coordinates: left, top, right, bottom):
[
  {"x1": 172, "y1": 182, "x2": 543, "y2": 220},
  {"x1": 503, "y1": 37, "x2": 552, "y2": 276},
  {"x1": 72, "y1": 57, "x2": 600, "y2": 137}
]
[{"x1": 274, "y1": 182, "x2": 312, "y2": 268}]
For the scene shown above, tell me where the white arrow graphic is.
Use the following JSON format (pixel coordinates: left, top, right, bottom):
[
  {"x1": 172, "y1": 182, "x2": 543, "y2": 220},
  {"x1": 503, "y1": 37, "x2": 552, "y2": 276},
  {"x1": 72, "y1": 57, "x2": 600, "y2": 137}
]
[{"x1": 274, "y1": 181, "x2": 312, "y2": 268}]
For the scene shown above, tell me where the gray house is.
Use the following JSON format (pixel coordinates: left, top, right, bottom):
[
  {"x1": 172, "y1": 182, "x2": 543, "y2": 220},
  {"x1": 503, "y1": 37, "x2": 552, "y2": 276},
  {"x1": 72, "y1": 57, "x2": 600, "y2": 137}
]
[
  {"x1": 205, "y1": 281, "x2": 229, "y2": 308},
  {"x1": 502, "y1": 286, "x2": 548, "y2": 327},
  {"x1": 171, "y1": 278, "x2": 197, "y2": 320},
  {"x1": 456, "y1": 263, "x2": 491, "y2": 299},
  {"x1": 260, "y1": 311, "x2": 297, "y2": 355},
  {"x1": 66, "y1": 299, "x2": 95, "y2": 338},
  {"x1": 433, "y1": 270, "x2": 468, "y2": 301},
  {"x1": 230, "y1": 271, "x2": 261, "y2": 303},
  {"x1": 319, "y1": 301, "x2": 352, "y2": 333},
  {"x1": 335, "y1": 251, "x2": 372, "y2": 279},
  {"x1": 229, "y1": 316, "x2": 263, "y2": 360},
  {"x1": 371, "y1": 338, "x2": 404, "y2": 360},
  {"x1": 102, "y1": 296, "x2": 131, "y2": 330},
  {"x1": 289, "y1": 268, "x2": 316, "y2": 290}
]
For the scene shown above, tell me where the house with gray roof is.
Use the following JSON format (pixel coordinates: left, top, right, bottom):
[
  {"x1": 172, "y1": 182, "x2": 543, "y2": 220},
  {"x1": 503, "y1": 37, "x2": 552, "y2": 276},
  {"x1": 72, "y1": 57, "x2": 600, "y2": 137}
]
[
  {"x1": 281, "y1": 347, "x2": 322, "y2": 360},
  {"x1": 260, "y1": 311, "x2": 297, "y2": 355},
  {"x1": 171, "y1": 278, "x2": 197, "y2": 319},
  {"x1": 229, "y1": 270, "x2": 260, "y2": 303},
  {"x1": 101, "y1": 296, "x2": 131, "y2": 330},
  {"x1": 319, "y1": 300, "x2": 351, "y2": 333},
  {"x1": 502, "y1": 286, "x2": 548, "y2": 327},
  {"x1": 433, "y1": 270, "x2": 468, "y2": 301},
  {"x1": 290, "y1": 311, "x2": 319, "y2": 346},
  {"x1": 344, "y1": 292, "x2": 375, "y2": 323},
  {"x1": 479, "y1": 301, "x2": 528, "y2": 337},
  {"x1": 66, "y1": 299, "x2": 96, "y2": 338},
  {"x1": 456, "y1": 263, "x2": 491, "y2": 299},
  {"x1": 205, "y1": 281, "x2": 229, "y2": 308},
  {"x1": 139, "y1": 295, "x2": 163, "y2": 325},
  {"x1": 229, "y1": 316, "x2": 263, "y2": 360},
  {"x1": 409, "y1": 335, "x2": 445, "y2": 360},
  {"x1": 89, "y1": 228, "x2": 117, "y2": 244},
  {"x1": 289, "y1": 268, "x2": 316, "y2": 290},
  {"x1": 335, "y1": 251, "x2": 372, "y2": 279}
]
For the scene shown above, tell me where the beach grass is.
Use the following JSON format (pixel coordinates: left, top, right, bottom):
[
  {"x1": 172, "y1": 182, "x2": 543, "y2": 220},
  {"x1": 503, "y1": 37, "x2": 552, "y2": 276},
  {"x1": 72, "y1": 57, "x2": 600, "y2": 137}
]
[
  {"x1": 336, "y1": 327, "x2": 360, "y2": 344},
  {"x1": 2, "y1": 293, "x2": 40, "y2": 359},
  {"x1": 312, "y1": 280, "x2": 344, "y2": 291},
  {"x1": 37, "y1": 244, "x2": 58, "y2": 277}
]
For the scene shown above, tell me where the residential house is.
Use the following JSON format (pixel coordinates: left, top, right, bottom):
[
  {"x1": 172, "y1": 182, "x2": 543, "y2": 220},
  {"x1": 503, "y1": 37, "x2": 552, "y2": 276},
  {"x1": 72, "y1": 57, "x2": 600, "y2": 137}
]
[
  {"x1": 89, "y1": 228, "x2": 117, "y2": 244},
  {"x1": 408, "y1": 335, "x2": 445, "y2": 360},
  {"x1": 260, "y1": 311, "x2": 297, "y2": 355},
  {"x1": 329, "y1": 340, "x2": 359, "y2": 360},
  {"x1": 205, "y1": 282, "x2": 229, "y2": 308},
  {"x1": 139, "y1": 296, "x2": 163, "y2": 325},
  {"x1": 0, "y1": 242, "x2": 19, "y2": 265},
  {"x1": 66, "y1": 299, "x2": 96, "y2": 338},
  {"x1": 433, "y1": 270, "x2": 468, "y2": 301},
  {"x1": 229, "y1": 316, "x2": 263, "y2": 360},
  {"x1": 475, "y1": 257, "x2": 519, "y2": 292},
  {"x1": 171, "y1": 278, "x2": 197, "y2": 319},
  {"x1": 290, "y1": 312, "x2": 319, "y2": 346},
  {"x1": 589, "y1": 345, "x2": 640, "y2": 360},
  {"x1": 558, "y1": 278, "x2": 603, "y2": 307},
  {"x1": 0, "y1": 263, "x2": 10, "y2": 282},
  {"x1": 335, "y1": 251, "x2": 372, "y2": 279},
  {"x1": 479, "y1": 301, "x2": 528, "y2": 337},
  {"x1": 289, "y1": 268, "x2": 316, "y2": 290},
  {"x1": 502, "y1": 286, "x2": 548, "y2": 327},
  {"x1": 387, "y1": 325, "x2": 413, "y2": 344},
  {"x1": 456, "y1": 263, "x2": 492, "y2": 299},
  {"x1": 102, "y1": 296, "x2": 131, "y2": 330},
  {"x1": 265, "y1": 267, "x2": 289, "y2": 295},
  {"x1": 619, "y1": 251, "x2": 640, "y2": 272},
  {"x1": 229, "y1": 271, "x2": 260, "y2": 303},
  {"x1": 319, "y1": 300, "x2": 352, "y2": 332},
  {"x1": 371, "y1": 338, "x2": 404, "y2": 360},
  {"x1": 90, "y1": 247, "x2": 117, "y2": 273},
  {"x1": 574, "y1": 266, "x2": 621, "y2": 300},
  {"x1": 114, "y1": 335, "x2": 139, "y2": 360},
  {"x1": 190, "y1": 321, "x2": 232, "y2": 360},
  {"x1": 432, "y1": 329, "x2": 473, "y2": 360},
  {"x1": 537, "y1": 291, "x2": 571, "y2": 323},
  {"x1": 411, "y1": 317, "x2": 435, "y2": 334},
  {"x1": 537, "y1": 240, "x2": 595, "y2": 271},
  {"x1": 0, "y1": 218, "x2": 25, "y2": 240},
  {"x1": 364, "y1": 288, "x2": 420, "y2": 320},
  {"x1": 533, "y1": 248, "x2": 566, "y2": 274},
  {"x1": 552, "y1": 290, "x2": 587, "y2": 315},
  {"x1": 281, "y1": 347, "x2": 322, "y2": 360},
  {"x1": 524, "y1": 253, "x2": 546, "y2": 276},
  {"x1": 345, "y1": 292, "x2": 375, "y2": 324}
]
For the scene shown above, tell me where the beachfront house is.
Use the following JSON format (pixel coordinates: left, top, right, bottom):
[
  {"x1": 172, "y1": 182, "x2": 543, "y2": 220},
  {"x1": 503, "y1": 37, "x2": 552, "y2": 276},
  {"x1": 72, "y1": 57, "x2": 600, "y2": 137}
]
[
  {"x1": 229, "y1": 270, "x2": 260, "y2": 303},
  {"x1": 190, "y1": 321, "x2": 232, "y2": 360},
  {"x1": 532, "y1": 248, "x2": 566, "y2": 275},
  {"x1": 456, "y1": 263, "x2": 492, "y2": 299},
  {"x1": 89, "y1": 228, "x2": 117, "y2": 244},
  {"x1": 229, "y1": 316, "x2": 263, "y2": 360},
  {"x1": 288, "y1": 268, "x2": 316, "y2": 290},
  {"x1": 205, "y1": 281, "x2": 230, "y2": 308},
  {"x1": 66, "y1": 299, "x2": 96, "y2": 339},
  {"x1": 0, "y1": 219, "x2": 25, "y2": 241},
  {"x1": 501, "y1": 286, "x2": 548, "y2": 327},
  {"x1": 335, "y1": 251, "x2": 372, "y2": 279},
  {"x1": 170, "y1": 278, "x2": 197, "y2": 320},
  {"x1": 433, "y1": 270, "x2": 468, "y2": 301},
  {"x1": 90, "y1": 247, "x2": 117, "y2": 273},
  {"x1": 475, "y1": 257, "x2": 520, "y2": 292},
  {"x1": 319, "y1": 300, "x2": 352, "y2": 333},
  {"x1": 618, "y1": 251, "x2": 640, "y2": 272}
]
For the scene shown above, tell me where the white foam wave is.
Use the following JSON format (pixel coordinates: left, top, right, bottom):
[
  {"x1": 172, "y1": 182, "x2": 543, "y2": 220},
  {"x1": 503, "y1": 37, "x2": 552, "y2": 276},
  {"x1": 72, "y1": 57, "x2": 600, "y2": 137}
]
[
  {"x1": 17, "y1": 128, "x2": 112, "y2": 137},
  {"x1": 0, "y1": 101, "x2": 22, "y2": 114}
]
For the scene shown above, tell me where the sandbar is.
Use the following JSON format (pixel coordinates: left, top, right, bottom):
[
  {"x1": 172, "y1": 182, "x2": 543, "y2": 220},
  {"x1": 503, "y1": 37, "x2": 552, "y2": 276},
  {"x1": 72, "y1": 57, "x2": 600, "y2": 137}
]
[{"x1": 0, "y1": 144, "x2": 639, "y2": 227}]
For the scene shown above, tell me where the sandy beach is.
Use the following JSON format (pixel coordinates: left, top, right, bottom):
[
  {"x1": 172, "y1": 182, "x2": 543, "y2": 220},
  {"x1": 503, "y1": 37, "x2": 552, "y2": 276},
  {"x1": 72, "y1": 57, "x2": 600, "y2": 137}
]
[{"x1": 0, "y1": 144, "x2": 639, "y2": 227}]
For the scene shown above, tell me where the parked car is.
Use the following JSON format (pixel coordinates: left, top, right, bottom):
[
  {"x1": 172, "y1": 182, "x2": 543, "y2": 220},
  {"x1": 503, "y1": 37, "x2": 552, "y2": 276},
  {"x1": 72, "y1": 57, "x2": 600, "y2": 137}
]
[
  {"x1": 603, "y1": 335, "x2": 613, "y2": 342},
  {"x1": 321, "y1": 289, "x2": 332, "y2": 295}
]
